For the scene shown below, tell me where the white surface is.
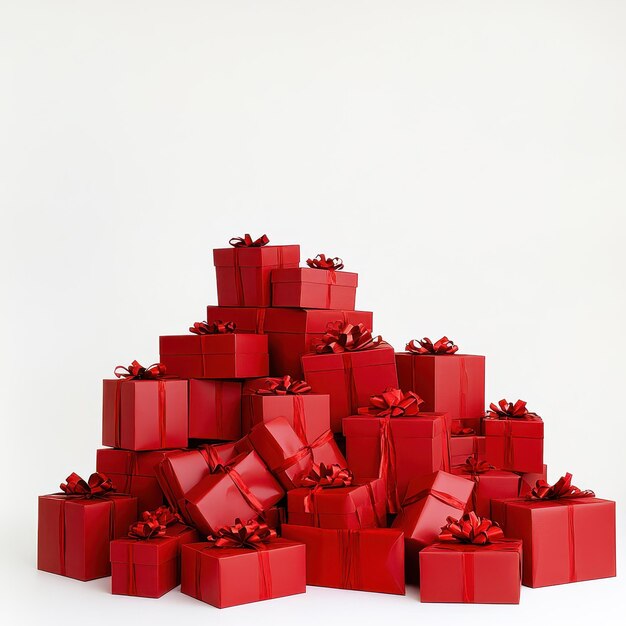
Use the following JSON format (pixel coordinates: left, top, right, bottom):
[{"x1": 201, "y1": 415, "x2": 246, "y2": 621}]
[{"x1": 1, "y1": 0, "x2": 625, "y2": 623}]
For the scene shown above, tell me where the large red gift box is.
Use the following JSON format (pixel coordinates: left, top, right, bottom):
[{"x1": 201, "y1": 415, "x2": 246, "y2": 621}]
[
  {"x1": 102, "y1": 378, "x2": 188, "y2": 451},
  {"x1": 110, "y1": 523, "x2": 199, "y2": 598},
  {"x1": 160, "y1": 333, "x2": 268, "y2": 379},
  {"x1": 248, "y1": 417, "x2": 346, "y2": 490},
  {"x1": 281, "y1": 524, "x2": 405, "y2": 594},
  {"x1": 491, "y1": 474, "x2": 616, "y2": 587},
  {"x1": 188, "y1": 379, "x2": 242, "y2": 440},
  {"x1": 302, "y1": 344, "x2": 398, "y2": 432},
  {"x1": 449, "y1": 435, "x2": 485, "y2": 467},
  {"x1": 213, "y1": 239, "x2": 300, "y2": 307},
  {"x1": 271, "y1": 267, "x2": 358, "y2": 310},
  {"x1": 483, "y1": 416, "x2": 544, "y2": 473},
  {"x1": 181, "y1": 538, "x2": 306, "y2": 608},
  {"x1": 183, "y1": 450, "x2": 285, "y2": 535}
]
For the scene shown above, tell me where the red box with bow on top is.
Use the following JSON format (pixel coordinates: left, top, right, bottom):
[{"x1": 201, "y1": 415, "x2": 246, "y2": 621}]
[
  {"x1": 37, "y1": 473, "x2": 138, "y2": 581},
  {"x1": 102, "y1": 366, "x2": 188, "y2": 451},
  {"x1": 241, "y1": 377, "x2": 330, "y2": 444},
  {"x1": 248, "y1": 416, "x2": 346, "y2": 490},
  {"x1": 483, "y1": 400, "x2": 544, "y2": 473},
  {"x1": 391, "y1": 470, "x2": 474, "y2": 582},
  {"x1": 518, "y1": 464, "x2": 548, "y2": 497},
  {"x1": 213, "y1": 235, "x2": 300, "y2": 307},
  {"x1": 281, "y1": 524, "x2": 405, "y2": 594},
  {"x1": 449, "y1": 435, "x2": 486, "y2": 467},
  {"x1": 183, "y1": 450, "x2": 285, "y2": 536},
  {"x1": 395, "y1": 339, "x2": 485, "y2": 424},
  {"x1": 490, "y1": 473, "x2": 616, "y2": 588},
  {"x1": 188, "y1": 379, "x2": 242, "y2": 441}
]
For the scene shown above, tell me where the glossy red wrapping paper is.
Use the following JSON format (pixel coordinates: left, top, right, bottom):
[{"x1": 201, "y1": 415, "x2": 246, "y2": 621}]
[
  {"x1": 449, "y1": 436, "x2": 486, "y2": 467},
  {"x1": 451, "y1": 467, "x2": 521, "y2": 517},
  {"x1": 518, "y1": 465, "x2": 548, "y2": 497},
  {"x1": 271, "y1": 267, "x2": 358, "y2": 310},
  {"x1": 159, "y1": 334, "x2": 268, "y2": 379},
  {"x1": 302, "y1": 344, "x2": 398, "y2": 432},
  {"x1": 491, "y1": 496, "x2": 616, "y2": 587},
  {"x1": 419, "y1": 540, "x2": 522, "y2": 603},
  {"x1": 102, "y1": 378, "x2": 188, "y2": 451},
  {"x1": 483, "y1": 416, "x2": 544, "y2": 473},
  {"x1": 213, "y1": 244, "x2": 300, "y2": 307},
  {"x1": 110, "y1": 524, "x2": 199, "y2": 598},
  {"x1": 181, "y1": 539, "x2": 306, "y2": 608},
  {"x1": 37, "y1": 493, "x2": 137, "y2": 581},
  {"x1": 281, "y1": 524, "x2": 405, "y2": 594},
  {"x1": 188, "y1": 379, "x2": 242, "y2": 440}
]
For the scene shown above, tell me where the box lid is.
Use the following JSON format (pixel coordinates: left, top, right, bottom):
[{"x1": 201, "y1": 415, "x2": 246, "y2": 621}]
[
  {"x1": 301, "y1": 343, "x2": 395, "y2": 373},
  {"x1": 213, "y1": 245, "x2": 300, "y2": 268},
  {"x1": 110, "y1": 525, "x2": 195, "y2": 565},
  {"x1": 160, "y1": 334, "x2": 268, "y2": 356},
  {"x1": 483, "y1": 417, "x2": 544, "y2": 438},
  {"x1": 264, "y1": 308, "x2": 373, "y2": 334},
  {"x1": 342, "y1": 413, "x2": 446, "y2": 438},
  {"x1": 271, "y1": 267, "x2": 358, "y2": 288}
]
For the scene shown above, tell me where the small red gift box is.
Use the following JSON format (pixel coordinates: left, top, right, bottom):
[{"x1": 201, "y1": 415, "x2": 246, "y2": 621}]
[
  {"x1": 102, "y1": 376, "x2": 188, "y2": 451},
  {"x1": 188, "y1": 379, "x2": 242, "y2": 440},
  {"x1": 491, "y1": 473, "x2": 616, "y2": 587},
  {"x1": 184, "y1": 450, "x2": 285, "y2": 535},
  {"x1": 37, "y1": 473, "x2": 137, "y2": 581},
  {"x1": 449, "y1": 435, "x2": 485, "y2": 467},
  {"x1": 160, "y1": 333, "x2": 268, "y2": 379},
  {"x1": 271, "y1": 267, "x2": 358, "y2": 310},
  {"x1": 248, "y1": 416, "x2": 346, "y2": 490},
  {"x1": 111, "y1": 523, "x2": 199, "y2": 598},
  {"x1": 281, "y1": 524, "x2": 405, "y2": 594},
  {"x1": 213, "y1": 236, "x2": 300, "y2": 307}
]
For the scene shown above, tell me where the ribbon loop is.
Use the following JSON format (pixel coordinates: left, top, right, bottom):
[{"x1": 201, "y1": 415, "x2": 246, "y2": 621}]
[
  {"x1": 357, "y1": 387, "x2": 423, "y2": 418},
  {"x1": 306, "y1": 254, "x2": 344, "y2": 271},
  {"x1": 297, "y1": 463, "x2": 353, "y2": 489},
  {"x1": 406, "y1": 336, "x2": 458, "y2": 355},
  {"x1": 60, "y1": 472, "x2": 114, "y2": 498},
  {"x1": 314, "y1": 322, "x2": 382, "y2": 354},
  {"x1": 189, "y1": 320, "x2": 236, "y2": 335},
  {"x1": 229, "y1": 234, "x2": 270, "y2": 248},
  {"x1": 461, "y1": 456, "x2": 495, "y2": 475},
  {"x1": 485, "y1": 398, "x2": 540, "y2": 420},
  {"x1": 527, "y1": 472, "x2": 595, "y2": 500},
  {"x1": 255, "y1": 376, "x2": 311, "y2": 396},
  {"x1": 207, "y1": 518, "x2": 277, "y2": 549},
  {"x1": 439, "y1": 512, "x2": 504, "y2": 545},
  {"x1": 114, "y1": 360, "x2": 167, "y2": 380}
]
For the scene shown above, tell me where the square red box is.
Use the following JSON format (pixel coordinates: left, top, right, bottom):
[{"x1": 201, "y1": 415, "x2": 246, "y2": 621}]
[
  {"x1": 189, "y1": 379, "x2": 242, "y2": 440},
  {"x1": 483, "y1": 416, "x2": 544, "y2": 473},
  {"x1": 449, "y1": 435, "x2": 486, "y2": 467}
]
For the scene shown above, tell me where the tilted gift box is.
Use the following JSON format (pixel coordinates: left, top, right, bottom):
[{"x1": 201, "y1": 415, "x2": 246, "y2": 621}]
[
  {"x1": 213, "y1": 239, "x2": 300, "y2": 307},
  {"x1": 248, "y1": 416, "x2": 346, "y2": 490},
  {"x1": 281, "y1": 524, "x2": 405, "y2": 594},
  {"x1": 159, "y1": 334, "x2": 268, "y2": 379},
  {"x1": 188, "y1": 379, "x2": 242, "y2": 440},
  {"x1": 483, "y1": 415, "x2": 544, "y2": 473},
  {"x1": 102, "y1": 378, "x2": 188, "y2": 451},
  {"x1": 181, "y1": 538, "x2": 306, "y2": 608},
  {"x1": 449, "y1": 435, "x2": 485, "y2": 467},
  {"x1": 271, "y1": 267, "x2": 358, "y2": 310},
  {"x1": 110, "y1": 523, "x2": 199, "y2": 598}
]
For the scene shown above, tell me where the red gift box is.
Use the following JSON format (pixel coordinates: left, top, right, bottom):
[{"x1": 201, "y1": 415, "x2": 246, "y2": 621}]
[
  {"x1": 188, "y1": 379, "x2": 242, "y2": 440},
  {"x1": 271, "y1": 267, "x2": 358, "y2": 310},
  {"x1": 452, "y1": 416, "x2": 483, "y2": 435},
  {"x1": 110, "y1": 523, "x2": 199, "y2": 598},
  {"x1": 281, "y1": 524, "x2": 405, "y2": 594},
  {"x1": 449, "y1": 435, "x2": 485, "y2": 467},
  {"x1": 483, "y1": 416, "x2": 544, "y2": 473},
  {"x1": 213, "y1": 239, "x2": 300, "y2": 307},
  {"x1": 160, "y1": 333, "x2": 268, "y2": 379},
  {"x1": 518, "y1": 464, "x2": 548, "y2": 497},
  {"x1": 248, "y1": 416, "x2": 346, "y2": 490},
  {"x1": 491, "y1": 474, "x2": 616, "y2": 587},
  {"x1": 183, "y1": 450, "x2": 285, "y2": 535},
  {"x1": 102, "y1": 377, "x2": 188, "y2": 451},
  {"x1": 37, "y1": 474, "x2": 137, "y2": 581},
  {"x1": 302, "y1": 344, "x2": 398, "y2": 432}
]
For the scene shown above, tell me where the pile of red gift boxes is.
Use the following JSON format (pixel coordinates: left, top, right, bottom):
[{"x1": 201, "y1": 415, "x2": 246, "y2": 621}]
[{"x1": 37, "y1": 235, "x2": 616, "y2": 607}]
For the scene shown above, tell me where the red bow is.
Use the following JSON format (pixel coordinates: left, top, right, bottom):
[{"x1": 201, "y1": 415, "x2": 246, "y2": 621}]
[
  {"x1": 461, "y1": 456, "x2": 495, "y2": 474},
  {"x1": 60, "y1": 472, "x2": 114, "y2": 498},
  {"x1": 527, "y1": 472, "x2": 595, "y2": 501},
  {"x1": 306, "y1": 254, "x2": 344, "y2": 271},
  {"x1": 229, "y1": 234, "x2": 270, "y2": 248},
  {"x1": 439, "y1": 512, "x2": 504, "y2": 545},
  {"x1": 486, "y1": 399, "x2": 540, "y2": 420},
  {"x1": 405, "y1": 336, "x2": 458, "y2": 355},
  {"x1": 452, "y1": 425, "x2": 475, "y2": 436},
  {"x1": 189, "y1": 320, "x2": 236, "y2": 335},
  {"x1": 128, "y1": 516, "x2": 165, "y2": 540},
  {"x1": 314, "y1": 322, "x2": 382, "y2": 354},
  {"x1": 114, "y1": 360, "x2": 167, "y2": 380},
  {"x1": 255, "y1": 376, "x2": 311, "y2": 396},
  {"x1": 297, "y1": 463, "x2": 353, "y2": 489},
  {"x1": 358, "y1": 388, "x2": 423, "y2": 417},
  {"x1": 207, "y1": 519, "x2": 277, "y2": 549},
  {"x1": 145, "y1": 505, "x2": 182, "y2": 527}
]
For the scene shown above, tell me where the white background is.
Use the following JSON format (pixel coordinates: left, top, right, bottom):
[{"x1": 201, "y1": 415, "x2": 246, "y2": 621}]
[{"x1": 1, "y1": 0, "x2": 625, "y2": 623}]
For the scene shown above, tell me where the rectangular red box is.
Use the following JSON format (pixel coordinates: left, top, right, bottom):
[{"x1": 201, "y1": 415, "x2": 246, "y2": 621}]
[
  {"x1": 110, "y1": 524, "x2": 199, "y2": 598},
  {"x1": 396, "y1": 353, "x2": 485, "y2": 423},
  {"x1": 181, "y1": 539, "x2": 306, "y2": 608},
  {"x1": 213, "y1": 243, "x2": 300, "y2": 307},
  {"x1": 451, "y1": 467, "x2": 521, "y2": 518},
  {"x1": 491, "y1": 495, "x2": 616, "y2": 587},
  {"x1": 420, "y1": 540, "x2": 522, "y2": 603},
  {"x1": 449, "y1": 435, "x2": 486, "y2": 467},
  {"x1": 160, "y1": 334, "x2": 268, "y2": 379},
  {"x1": 287, "y1": 479, "x2": 387, "y2": 529},
  {"x1": 37, "y1": 493, "x2": 137, "y2": 581},
  {"x1": 189, "y1": 379, "x2": 242, "y2": 440},
  {"x1": 271, "y1": 267, "x2": 358, "y2": 310},
  {"x1": 483, "y1": 416, "x2": 544, "y2": 473},
  {"x1": 302, "y1": 344, "x2": 398, "y2": 432},
  {"x1": 102, "y1": 379, "x2": 188, "y2": 451},
  {"x1": 281, "y1": 524, "x2": 405, "y2": 594},
  {"x1": 343, "y1": 413, "x2": 449, "y2": 504}
]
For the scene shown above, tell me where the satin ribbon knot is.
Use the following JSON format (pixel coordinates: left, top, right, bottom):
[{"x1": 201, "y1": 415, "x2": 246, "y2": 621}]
[
  {"x1": 461, "y1": 456, "x2": 495, "y2": 475},
  {"x1": 439, "y1": 511, "x2": 504, "y2": 545},
  {"x1": 406, "y1": 336, "x2": 458, "y2": 355},
  {"x1": 297, "y1": 463, "x2": 353, "y2": 489},
  {"x1": 60, "y1": 472, "x2": 114, "y2": 498},
  {"x1": 229, "y1": 234, "x2": 270, "y2": 248},
  {"x1": 357, "y1": 387, "x2": 423, "y2": 417},
  {"x1": 527, "y1": 472, "x2": 595, "y2": 501},
  {"x1": 207, "y1": 519, "x2": 277, "y2": 549},
  {"x1": 256, "y1": 375, "x2": 311, "y2": 395},
  {"x1": 114, "y1": 360, "x2": 167, "y2": 380},
  {"x1": 485, "y1": 399, "x2": 540, "y2": 420},
  {"x1": 306, "y1": 254, "x2": 344, "y2": 271},
  {"x1": 314, "y1": 321, "x2": 382, "y2": 354},
  {"x1": 189, "y1": 320, "x2": 236, "y2": 335}
]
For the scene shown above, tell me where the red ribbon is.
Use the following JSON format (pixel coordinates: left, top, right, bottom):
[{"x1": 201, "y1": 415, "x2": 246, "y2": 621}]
[
  {"x1": 485, "y1": 398, "x2": 540, "y2": 420},
  {"x1": 189, "y1": 320, "x2": 236, "y2": 335},
  {"x1": 402, "y1": 487, "x2": 468, "y2": 511},
  {"x1": 405, "y1": 336, "x2": 458, "y2": 355},
  {"x1": 461, "y1": 456, "x2": 495, "y2": 475},
  {"x1": 439, "y1": 511, "x2": 504, "y2": 545},
  {"x1": 128, "y1": 516, "x2": 165, "y2": 540},
  {"x1": 314, "y1": 322, "x2": 382, "y2": 354},
  {"x1": 357, "y1": 388, "x2": 423, "y2": 417},
  {"x1": 273, "y1": 429, "x2": 336, "y2": 476},
  {"x1": 526, "y1": 472, "x2": 595, "y2": 501},
  {"x1": 255, "y1": 376, "x2": 311, "y2": 395},
  {"x1": 306, "y1": 254, "x2": 344, "y2": 271},
  {"x1": 229, "y1": 234, "x2": 270, "y2": 248},
  {"x1": 60, "y1": 472, "x2": 114, "y2": 497},
  {"x1": 211, "y1": 462, "x2": 266, "y2": 518},
  {"x1": 297, "y1": 463, "x2": 353, "y2": 489},
  {"x1": 337, "y1": 529, "x2": 361, "y2": 590}
]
